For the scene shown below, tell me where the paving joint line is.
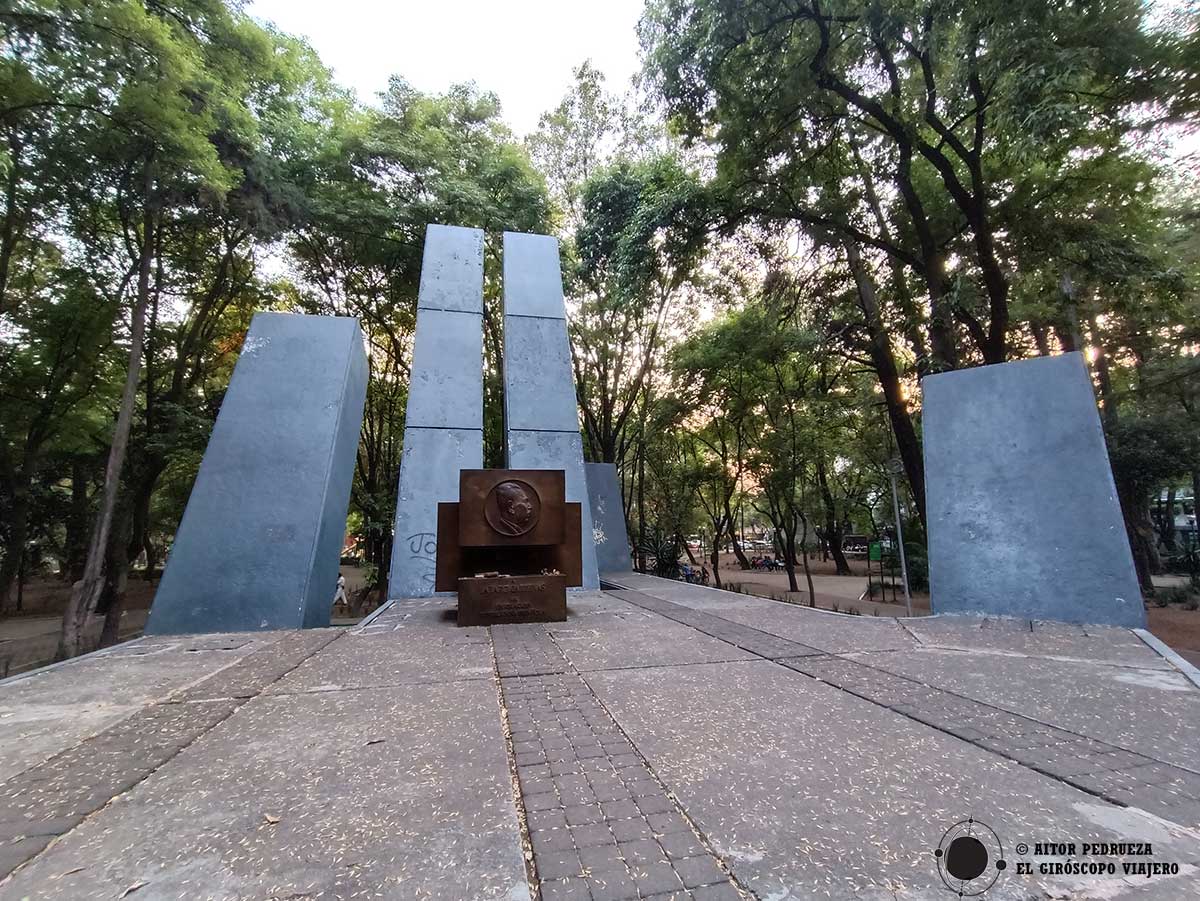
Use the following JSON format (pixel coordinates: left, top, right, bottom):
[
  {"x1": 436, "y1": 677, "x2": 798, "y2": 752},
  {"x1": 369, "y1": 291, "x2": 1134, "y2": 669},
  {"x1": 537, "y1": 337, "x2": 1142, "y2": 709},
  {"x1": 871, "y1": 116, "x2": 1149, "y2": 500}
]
[
  {"x1": 831, "y1": 652, "x2": 1200, "y2": 777},
  {"x1": 778, "y1": 659, "x2": 1188, "y2": 822},
  {"x1": 488, "y1": 626, "x2": 543, "y2": 901},
  {"x1": 493, "y1": 623, "x2": 749, "y2": 900},
  {"x1": 547, "y1": 630, "x2": 753, "y2": 901},
  {"x1": 605, "y1": 585, "x2": 1200, "y2": 830},
  {"x1": 555, "y1": 657, "x2": 768, "y2": 676},
  {"x1": 0, "y1": 629, "x2": 343, "y2": 883},
  {"x1": 610, "y1": 589, "x2": 823, "y2": 660}
]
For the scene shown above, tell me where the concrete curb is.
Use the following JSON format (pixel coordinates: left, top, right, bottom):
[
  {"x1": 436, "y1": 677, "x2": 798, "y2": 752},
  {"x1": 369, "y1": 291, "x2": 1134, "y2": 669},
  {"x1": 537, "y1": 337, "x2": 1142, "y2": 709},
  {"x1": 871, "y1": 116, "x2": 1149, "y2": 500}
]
[
  {"x1": 354, "y1": 600, "x2": 396, "y2": 630},
  {"x1": 1133, "y1": 628, "x2": 1200, "y2": 690}
]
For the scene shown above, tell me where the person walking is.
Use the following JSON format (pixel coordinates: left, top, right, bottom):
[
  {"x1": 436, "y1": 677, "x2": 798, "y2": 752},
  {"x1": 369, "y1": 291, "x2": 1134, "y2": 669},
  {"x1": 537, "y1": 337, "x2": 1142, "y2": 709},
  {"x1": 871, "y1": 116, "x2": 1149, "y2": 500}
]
[{"x1": 333, "y1": 572, "x2": 348, "y2": 608}]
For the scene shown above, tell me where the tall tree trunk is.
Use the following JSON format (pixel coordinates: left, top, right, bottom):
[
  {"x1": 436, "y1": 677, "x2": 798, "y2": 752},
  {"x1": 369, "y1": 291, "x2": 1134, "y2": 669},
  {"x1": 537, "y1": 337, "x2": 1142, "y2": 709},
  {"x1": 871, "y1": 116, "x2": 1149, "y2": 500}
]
[
  {"x1": 782, "y1": 518, "x2": 798, "y2": 593},
  {"x1": 1194, "y1": 470, "x2": 1200, "y2": 536},
  {"x1": 0, "y1": 472, "x2": 31, "y2": 613},
  {"x1": 1090, "y1": 318, "x2": 1117, "y2": 429},
  {"x1": 1030, "y1": 323, "x2": 1050, "y2": 356},
  {"x1": 1117, "y1": 482, "x2": 1158, "y2": 594},
  {"x1": 709, "y1": 531, "x2": 722, "y2": 590},
  {"x1": 845, "y1": 243, "x2": 926, "y2": 528},
  {"x1": 126, "y1": 458, "x2": 164, "y2": 579},
  {"x1": 816, "y1": 458, "x2": 851, "y2": 575},
  {"x1": 1162, "y1": 487, "x2": 1178, "y2": 557},
  {"x1": 679, "y1": 532, "x2": 698, "y2": 565},
  {"x1": 925, "y1": 257, "x2": 958, "y2": 372},
  {"x1": 99, "y1": 506, "x2": 132, "y2": 648},
  {"x1": 15, "y1": 547, "x2": 25, "y2": 613},
  {"x1": 798, "y1": 512, "x2": 816, "y2": 607},
  {"x1": 636, "y1": 430, "x2": 646, "y2": 572},
  {"x1": 66, "y1": 457, "x2": 90, "y2": 581},
  {"x1": 59, "y1": 163, "x2": 156, "y2": 660},
  {"x1": 724, "y1": 497, "x2": 751, "y2": 570}
]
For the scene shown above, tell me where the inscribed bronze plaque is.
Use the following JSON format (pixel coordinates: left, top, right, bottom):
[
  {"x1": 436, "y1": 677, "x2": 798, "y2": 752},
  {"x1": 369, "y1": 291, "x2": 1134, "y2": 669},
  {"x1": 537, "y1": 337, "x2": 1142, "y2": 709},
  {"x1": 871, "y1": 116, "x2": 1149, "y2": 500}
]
[
  {"x1": 457, "y1": 574, "x2": 567, "y2": 626},
  {"x1": 458, "y1": 469, "x2": 564, "y2": 546}
]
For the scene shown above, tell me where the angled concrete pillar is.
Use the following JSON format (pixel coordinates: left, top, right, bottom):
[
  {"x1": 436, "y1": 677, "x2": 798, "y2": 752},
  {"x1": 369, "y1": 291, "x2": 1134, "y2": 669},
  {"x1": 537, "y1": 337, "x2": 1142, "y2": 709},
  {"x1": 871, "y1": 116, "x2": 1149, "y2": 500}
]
[
  {"x1": 388, "y1": 225, "x2": 485, "y2": 599},
  {"x1": 502, "y1": 231, "x2": 599, "y2": 589},
  {"x1": 586, "y1": 462, "x2": 632, "y2": 574},
  {"x1": 923, "y1": 352, "x2": 1145, "y2": 627},
  {"x1": 147, "y1": 313, "x2": 368, "y2": 634}
]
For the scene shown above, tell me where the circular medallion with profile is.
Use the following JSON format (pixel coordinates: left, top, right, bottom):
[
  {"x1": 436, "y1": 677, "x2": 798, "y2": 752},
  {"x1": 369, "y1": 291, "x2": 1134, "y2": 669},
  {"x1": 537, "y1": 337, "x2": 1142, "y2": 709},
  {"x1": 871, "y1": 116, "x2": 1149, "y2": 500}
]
[{"x1": 485, "y1": 479, "x2": 541, "y2": 537}]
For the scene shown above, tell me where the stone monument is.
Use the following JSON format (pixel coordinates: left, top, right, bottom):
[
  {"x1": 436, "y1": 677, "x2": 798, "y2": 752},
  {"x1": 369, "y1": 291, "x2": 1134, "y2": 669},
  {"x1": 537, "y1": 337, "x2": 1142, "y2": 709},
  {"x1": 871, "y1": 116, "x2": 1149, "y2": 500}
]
[
  {"x1": 434, "y1": 469, "x2": 581, "y2": 625},
  {"x1": 387, "y1": 225, "x2": 485, "y2": 599},
  {"x1": 146, "y1": 312, "x2": 368, "y2": 634},
  {"x1": 923, "y1": 351, "x2": 1145, "y2": 627},
  {"x1": 585, "y1": 462, "x2": 632, "y2": 574},
  {"x1": 502, "y1": 231, "x2": 600, "y2": 589}
]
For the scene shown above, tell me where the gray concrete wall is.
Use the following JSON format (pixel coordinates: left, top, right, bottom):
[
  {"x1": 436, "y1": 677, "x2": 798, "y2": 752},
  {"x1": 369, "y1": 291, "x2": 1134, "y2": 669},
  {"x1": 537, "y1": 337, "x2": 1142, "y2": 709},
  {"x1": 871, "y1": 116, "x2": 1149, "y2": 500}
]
[
  {"x1": 502, "y1": 231, "x2": 599, "y2": 589},
  {"x1": 586, "y1": 463, "x2": 632, "y2": 574},
  {"x1": 147, "y1": 313, "x2": 368, "y2": 634},
  {"x1": 923, "y1": 352, "x2": 1145, "y2": 627},
  {"x1": 388, "y1": 225, "x2": 485, "y2": 599}
]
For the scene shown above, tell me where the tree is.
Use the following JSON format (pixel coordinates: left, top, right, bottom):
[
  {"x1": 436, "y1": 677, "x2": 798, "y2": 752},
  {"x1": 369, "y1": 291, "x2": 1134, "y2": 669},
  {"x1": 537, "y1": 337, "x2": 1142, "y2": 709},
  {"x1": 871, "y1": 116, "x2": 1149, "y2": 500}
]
[
  {"x1": 643, "y1": 0, "x2": 1184, "y2": 366},
  {"x1": 54, "y1": 1, "x2": 305, "y2": 657},
  {"x1": 572, "y1": 155, "x2": 707, "y2": 465},
  {"x1": 0, "y1": 258, "x2": 116, "y2": 610}
]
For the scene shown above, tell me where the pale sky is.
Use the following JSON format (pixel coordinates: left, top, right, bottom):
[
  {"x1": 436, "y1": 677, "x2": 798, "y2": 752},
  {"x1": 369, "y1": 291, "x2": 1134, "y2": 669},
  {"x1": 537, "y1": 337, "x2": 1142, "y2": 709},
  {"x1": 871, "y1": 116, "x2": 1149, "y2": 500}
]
[{"x1": 245, "y1": 0, "x2": 647, "y2": 137}]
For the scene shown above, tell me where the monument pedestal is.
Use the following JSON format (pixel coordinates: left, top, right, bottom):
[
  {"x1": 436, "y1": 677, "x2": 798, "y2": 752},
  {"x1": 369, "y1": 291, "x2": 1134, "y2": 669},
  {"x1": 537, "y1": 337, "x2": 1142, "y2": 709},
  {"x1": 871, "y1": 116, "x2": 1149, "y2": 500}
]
[{"x1": 456, "y1": 574, "x2": 567, "y2": 626}]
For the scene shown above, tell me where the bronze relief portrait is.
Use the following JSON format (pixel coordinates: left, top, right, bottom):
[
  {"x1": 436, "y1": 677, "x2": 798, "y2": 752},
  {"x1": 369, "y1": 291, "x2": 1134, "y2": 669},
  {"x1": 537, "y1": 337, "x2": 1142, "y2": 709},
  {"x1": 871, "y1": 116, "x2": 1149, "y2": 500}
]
[{"x1": 485, "y1": 479, "x2": 541, "y2": 536}]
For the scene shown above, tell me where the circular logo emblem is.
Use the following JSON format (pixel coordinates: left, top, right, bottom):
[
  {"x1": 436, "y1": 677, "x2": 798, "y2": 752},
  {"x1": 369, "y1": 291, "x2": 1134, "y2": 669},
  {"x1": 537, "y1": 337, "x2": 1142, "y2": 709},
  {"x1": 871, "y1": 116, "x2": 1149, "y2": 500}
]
[
  {"x1": 485, "y1": 479, "x2": 541, "y2": 536},
  {"x1": 934, "y1": 817, "x2": 1006, "y2": 897}
]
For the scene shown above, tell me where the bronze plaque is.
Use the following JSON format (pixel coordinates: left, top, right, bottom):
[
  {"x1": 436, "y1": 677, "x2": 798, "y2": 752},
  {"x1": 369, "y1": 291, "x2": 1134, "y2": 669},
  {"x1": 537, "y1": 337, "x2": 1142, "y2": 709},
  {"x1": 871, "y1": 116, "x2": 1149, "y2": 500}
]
[
  {"x1": 552, "y1": 503, "x2": 583, "y2": 586},
  {"x1": 434, "y1": 502, "x2": 461, "y2": 592},
  {"x1": 485, "y1": 479, "x2": 540, "y2": 536},
  {"x1": 458, "y1": 469, "x2": 564, "y2": 546},
  {"x1": 457, "y1": 574, "x2": 567, "y2": 626}
]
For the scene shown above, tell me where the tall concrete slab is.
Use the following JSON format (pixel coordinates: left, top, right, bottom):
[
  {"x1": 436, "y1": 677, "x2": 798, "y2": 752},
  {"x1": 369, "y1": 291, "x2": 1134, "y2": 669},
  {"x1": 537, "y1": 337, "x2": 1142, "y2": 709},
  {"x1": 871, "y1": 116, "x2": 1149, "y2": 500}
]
[
  {"x1": 923, "y1": 351, "x2": 1145, "y2": 627},
  {"x1": 388, "y1": 225, "x2": 485, "y2": 599},
  {"x1": 502, "y1": 231, "x2": 600, "y2": 589},
  {"x1": 147, "y1": 313, "x2": 367, "y2": 634},
  {"x1": 586, "y1": 462, "x2": 632, "y2": 574}
]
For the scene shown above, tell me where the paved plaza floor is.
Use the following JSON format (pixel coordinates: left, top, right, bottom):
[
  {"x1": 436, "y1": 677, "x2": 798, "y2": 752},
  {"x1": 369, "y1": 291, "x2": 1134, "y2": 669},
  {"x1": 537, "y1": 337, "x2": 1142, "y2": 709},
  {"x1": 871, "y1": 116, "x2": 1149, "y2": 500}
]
[{"x1": 1, "y1": 574, "x2": 1199, "y2": 899}]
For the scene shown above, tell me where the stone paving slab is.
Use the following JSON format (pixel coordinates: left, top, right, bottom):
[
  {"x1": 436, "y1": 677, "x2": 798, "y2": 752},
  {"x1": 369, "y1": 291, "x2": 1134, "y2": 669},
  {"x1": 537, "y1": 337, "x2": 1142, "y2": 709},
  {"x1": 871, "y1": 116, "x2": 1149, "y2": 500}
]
[
  {"x1": 711, "y1": 604, "x2": 920, "y2": 654},
  {"x1": 494, "y1": 623, "x2": 745, "y2": 901},
  {"x1": 783, "y1": 654, "x2": 1200, "y2": 829},
  {"x1": 0, "y1": 630, "x2": 339, "y2": 880},
  {"x1": 851, "y1": 647, "x2": 1200, "y2": 773},
  {"x1": 3, "y1": 680, "x2": 528, "y2": 900},
  {"x1": 602, "y1": 574, "x2": 752, "y2": 612},
  {"x1": 604, "y1": 577, "x2": 1200, "y2": 843},
  {"x1": 605, "y1": 573, "x2": 1168, "y2": 668},
  {"x1": 354, "y1": 596, "x2": 459, "y2": 632},
  {"x1": 610, "y1": 590, "x2": 823, "y2": 660},
  {"x1": 548, "y1": 601, "x2": 758, "y2": 673},
  {"x1": 267, "y1": 625, "x2": 494, "y2": 693},
  {"x1": 0, "y1": 632, "x2": 279, "y2": 783},
  {"x1": 587, "y1": 658, "x2": 1200, "y2": 900}
]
